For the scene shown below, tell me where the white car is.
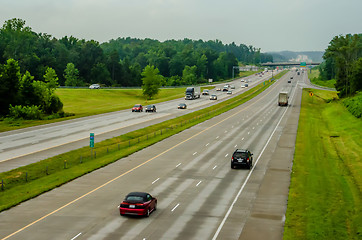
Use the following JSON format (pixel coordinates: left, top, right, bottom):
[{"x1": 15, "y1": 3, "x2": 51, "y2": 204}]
[{"x1": 89, "y1": 84, "x2": 100, "y2": 89}]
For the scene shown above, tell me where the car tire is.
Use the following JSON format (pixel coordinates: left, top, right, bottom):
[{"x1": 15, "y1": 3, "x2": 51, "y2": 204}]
[
  {"x1": 146, "y1": 209, "x2": 150, "y2": 218},
  {"x1": 231, "y1": 163, "x2": 234, "y2": 169},
  {"x1": 154, "y1": 202, "x2": 157, "y2": 211}
]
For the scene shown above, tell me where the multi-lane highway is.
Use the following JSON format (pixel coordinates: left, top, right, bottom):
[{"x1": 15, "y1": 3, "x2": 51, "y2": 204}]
[
  {"x1": 0, "y1": 71, "x2": 274, "y2": 172},
  {"x1": 0, "y1": 70, "x2": 309, "y2": 240}
]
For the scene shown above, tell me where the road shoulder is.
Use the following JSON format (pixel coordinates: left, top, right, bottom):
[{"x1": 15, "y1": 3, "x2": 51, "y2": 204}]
[{"x1": 239, "y1": 86, "x2": 302, "y2": 240}]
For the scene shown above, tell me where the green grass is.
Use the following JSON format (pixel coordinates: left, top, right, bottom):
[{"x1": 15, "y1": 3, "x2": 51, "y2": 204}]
[
  {"x1": 0, "y1": 72, "x2": 286, "y2": 212},
  {"x1": 308, "y1": 69, "x2": 336, "y2": 88},
  {"x1": 284, "y1": 89, "x2": 362, "y2": 239}
]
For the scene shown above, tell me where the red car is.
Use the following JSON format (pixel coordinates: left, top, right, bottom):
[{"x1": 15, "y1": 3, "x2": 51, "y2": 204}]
[
  {"x1": 132, "y1": 104, "x2": 143, "y2": 112},
  {"x1": 119, "y1": 192, "x2": 157, "y2": 217}
]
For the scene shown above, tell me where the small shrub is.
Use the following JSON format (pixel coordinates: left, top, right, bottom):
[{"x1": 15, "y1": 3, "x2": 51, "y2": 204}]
[
  {"x1": 343, "y1": 92, "x2": 362, "y2": 118},
  {"x1": 8, "y1": 105, "x2": 43, "y2": 120}
]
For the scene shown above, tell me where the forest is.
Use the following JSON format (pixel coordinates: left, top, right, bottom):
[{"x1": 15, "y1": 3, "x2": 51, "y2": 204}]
[
  {"x1": 318, "y1": 33, "x2": 362, "y2": 97},
  {"x1": 0, "y1": 18, "x2": 273, "y2": 88}
]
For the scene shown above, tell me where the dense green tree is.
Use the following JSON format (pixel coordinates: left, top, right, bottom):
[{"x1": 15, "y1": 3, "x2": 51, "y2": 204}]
[
  {"x1": 90, "y1": 63, "x2": 112, "y2": 85},
  {"x1": 182, "y1": 65, "x2": 198, "y2": 85},
  {"x1": 19, "y1": 71, "x2": 36, "y2": 106},
  {"x1": 141, "y1": 65, "x2": 163, "y2": 99},
  {"x1": 64, "y1": 63, "x2": 82, "y2": 86},
  {"x1": 324, "y1": 34, "x2": 362, "y2": 96},
  {"x1": 43, "y1": 67, "x2": 59, "y2": 91},
  {"x1": 0, "y1": 58, "x2": 21, "y2": 114}
]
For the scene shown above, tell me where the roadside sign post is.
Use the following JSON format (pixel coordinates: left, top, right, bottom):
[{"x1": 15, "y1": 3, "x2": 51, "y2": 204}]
[
  {"x1": 90, "y1": 133, "x2": 94, "y2": 158},
  {"x1": 309, "y1": 92, "x2": 314, "y2": 103}
]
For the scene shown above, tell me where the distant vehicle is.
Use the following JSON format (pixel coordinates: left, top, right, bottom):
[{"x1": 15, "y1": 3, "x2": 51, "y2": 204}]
[
  {"x1": 185, "y1": 86, "x2": 200, "y2": 100},
  {"x1": 210, "y1": 94, "x2": 217, "y2": 100},
  {"x1": 297, "y1": 72, "x2": 300, "y2": 75},
  {"x1": 145, "y1": 105, "x2": 156, "y2": 112},
  {"x1": 230, "y1": 85, "x2": 235, "y2": 89},
  {"x1": 223, "y1": 85, "x2": 229, "y2": 91},
  {"x1": 244, "y1": 83, "x2": 249, "y2": 87},
  {"x1": 132, "y1": 104, "x2": 143, "y2": 112},
  {"x1": 216, "y1": 88, "x2": 221, "y2": 91},
  {"x1": 240, "y1": 79, "x2": 245, "y2": 82},
  {"x1": 231, "y1": 149, "x2": 253, "y2": 169},
  {"x1": 178, "y1": 103, "x2": 187, "y2": 109},
  {"x1": 245, "y1": 79, "x2": 249, "y2": 83},
  {"x1": 202, "y1": 89, "x2": 210, "y2": 95},
  {"x1": 89, "y1": 84, "x2": 100, "y2": 89},
  {"x1": 288, "y1": 79, "x2": 291, "y2": 83},
  {"x1": 227, "y1": 90, "x2": 232, "y2": 94},
  {"x1": 241, "y1": 85, "x2": 245, "y2": 88},
  {"x1": 119, "y1": 192, "x2": 157, "y2": 217},
  {"x1": 290, "y1": 76, "x2": 293, "y2": 79},
  {"x1": 278, "y1": 92, "x2": 289, "y2": 106}
]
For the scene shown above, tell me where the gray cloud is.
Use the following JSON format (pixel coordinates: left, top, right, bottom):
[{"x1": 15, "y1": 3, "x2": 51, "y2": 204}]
[{"x1": 1, "y1": 0, "x2": 361, "y2": 52}]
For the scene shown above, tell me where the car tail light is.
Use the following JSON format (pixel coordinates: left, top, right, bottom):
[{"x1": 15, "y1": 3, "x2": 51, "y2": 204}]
[{"x1": 247, "y1": 158, "x2": 249, "y2": 162}]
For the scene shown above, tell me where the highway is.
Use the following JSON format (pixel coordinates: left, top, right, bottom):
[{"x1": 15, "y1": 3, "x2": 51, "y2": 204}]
[
  {"x1": 0, "y1": 70, "x2": 309, "y2": 240},
  {"x1": 0, "y1": 71, "x2": 274, "y2": 172}
]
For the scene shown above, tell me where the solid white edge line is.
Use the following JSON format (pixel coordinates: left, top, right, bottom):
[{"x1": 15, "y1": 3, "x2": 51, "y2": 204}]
[
  {"x1": 70, "y1": 232, "x2": 82, "y2": 240},
  {"x1": 176, "y1": 163, "x2": 181, "y2": 168},
  {"x1": 213, "y1": 165, "x2": 217, "y2": 170},
  {"x1": 193, "y1": 152, "x2": 197, "y2": 155},
  {"x1": 171, "y1": 203, "x2": 180, "y2": 212},
  {"x1": 196, "y1": 181, "x2": 202, "y2": 187},
  {"x1": 152, "y1": 178, "x2": 160, "y2": 184},
  {"x1": 212, "y1": 81, "x2": 298, "y2": 240}
]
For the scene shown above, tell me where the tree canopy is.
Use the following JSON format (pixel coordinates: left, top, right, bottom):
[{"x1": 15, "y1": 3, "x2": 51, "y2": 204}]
[
  {"x1": 0, "y1": 18, "x2": 273, "y2": 89},
  {"x1": 320, "y1": 34, "x2": 362, "y2": 97}
]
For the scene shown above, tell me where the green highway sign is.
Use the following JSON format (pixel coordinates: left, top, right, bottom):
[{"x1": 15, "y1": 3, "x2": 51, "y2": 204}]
[
  {"x1": 300, "y1": 62, "x2": 306, "y2": 67},
  {"x1": 90, "y1": 133, "x2": 94, "y2": 148}
]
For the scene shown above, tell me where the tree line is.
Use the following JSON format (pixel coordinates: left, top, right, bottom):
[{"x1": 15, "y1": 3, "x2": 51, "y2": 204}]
[
  {"x1": 319, "y1": 34, "x2": 362, "y2": 97},
  {"x1": 0, "y1": 18, "x2": 272, "y2": 89}
]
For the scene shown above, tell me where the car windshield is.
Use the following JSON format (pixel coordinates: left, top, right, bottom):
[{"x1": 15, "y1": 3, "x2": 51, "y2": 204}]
[
  {"x1": 134, "y1": 105, "x2": 141, "y2": 107},
  {"x1": 234, "y1": 152, "x2": 247, "y2": 158}
]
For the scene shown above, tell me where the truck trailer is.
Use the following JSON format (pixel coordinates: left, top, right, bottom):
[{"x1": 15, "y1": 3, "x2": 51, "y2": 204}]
[{"x1": 278, "y1": 92, "x2": 288, "y2": 106}]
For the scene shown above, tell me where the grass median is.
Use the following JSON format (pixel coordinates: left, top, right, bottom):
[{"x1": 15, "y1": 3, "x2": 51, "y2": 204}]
[
  {"x1": 0, "y1": 71, "x2": 286, "y2": 212},
  {"x1": 284, "y1": 89, "x2": 362, "y2": 239}
]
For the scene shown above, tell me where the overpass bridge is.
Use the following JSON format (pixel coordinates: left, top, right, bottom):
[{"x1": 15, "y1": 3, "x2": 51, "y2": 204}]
[{"x1": 261, "y1": 62, "x2": 321, "y2": 67}]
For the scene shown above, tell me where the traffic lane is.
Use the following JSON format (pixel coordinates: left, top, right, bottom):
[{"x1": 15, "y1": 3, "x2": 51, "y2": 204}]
[
  {"x1": 0, "y1": 74, "x2": 288, "y2": 239},
  {"x1": 0, "y1": 71, "x2": 275, "y2": 170}
]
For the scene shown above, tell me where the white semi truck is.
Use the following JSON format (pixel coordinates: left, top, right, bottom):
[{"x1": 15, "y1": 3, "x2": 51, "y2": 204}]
[{"x1": 185, "y1": 86, "x2": 201, "y2": 100}]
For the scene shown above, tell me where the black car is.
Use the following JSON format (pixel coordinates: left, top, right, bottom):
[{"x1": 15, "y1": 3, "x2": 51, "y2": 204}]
[
  {"x1": 145, "y1": 105, "x2": 156, "y2": 112},
  {"x1": 231, "y1": 149, "x2": 253, "y2": 169},
  {"x1": 178, "y1": 103, "x2": 187, "y2": 109}
]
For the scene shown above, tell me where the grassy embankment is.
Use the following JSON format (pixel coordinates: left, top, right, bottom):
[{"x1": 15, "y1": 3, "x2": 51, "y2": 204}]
[
  {"x1": 284, "y1": 89, "x2": 361, "y2": 239},
  {"x1": 308, "y1": 68, "x2": 336, "y2": 88},
  {"x1": 0, "y1": 71, "x2": 287, "y2": 212}
]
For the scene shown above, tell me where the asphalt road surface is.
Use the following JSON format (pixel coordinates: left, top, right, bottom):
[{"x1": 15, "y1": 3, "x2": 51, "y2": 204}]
[
  {"x1": 0, "y1": 70, "x2": 312, "y2": 240},
  {"x1": 0, "y1": 71, "x2": 275, "y2": 172}
]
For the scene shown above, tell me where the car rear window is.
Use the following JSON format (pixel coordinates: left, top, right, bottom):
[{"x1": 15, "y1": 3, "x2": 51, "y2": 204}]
[
  {"x1": 233, "y1": 152, "x2": 247, "y2": 158},
  {"x1": 126, "y1": 196, "x2": 144, "y2": 202}
]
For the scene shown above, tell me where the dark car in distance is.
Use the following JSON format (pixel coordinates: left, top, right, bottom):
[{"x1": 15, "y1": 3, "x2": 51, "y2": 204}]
[
  {"x1": 132, "y1": 104, "x2": 143, "y2": 112},
  {"x1": 145, "y1": 105, "x2": 156, "y2": 112},
  {"x1": 178, "y1": 103, "x2": 187, "y2": 109},
  {"x1": 119, "y1": 192, "x2": 157, "y2": 217},
  {"x1": 231, "y1": 149, "x2": 253, "y2": 169}
]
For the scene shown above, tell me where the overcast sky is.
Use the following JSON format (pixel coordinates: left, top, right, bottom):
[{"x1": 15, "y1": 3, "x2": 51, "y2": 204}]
[{"x1": 1, "y1": 0, "x2": 361, "y2": 53}]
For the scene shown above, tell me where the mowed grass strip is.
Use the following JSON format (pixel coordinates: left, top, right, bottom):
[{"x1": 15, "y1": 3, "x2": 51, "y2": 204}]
[
  {"x1": 284, "y1": 89, "x2": 362, "y2": 239},
  {"x1": 0, "y1": 72, "x2": 286, "y2": 212}
]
